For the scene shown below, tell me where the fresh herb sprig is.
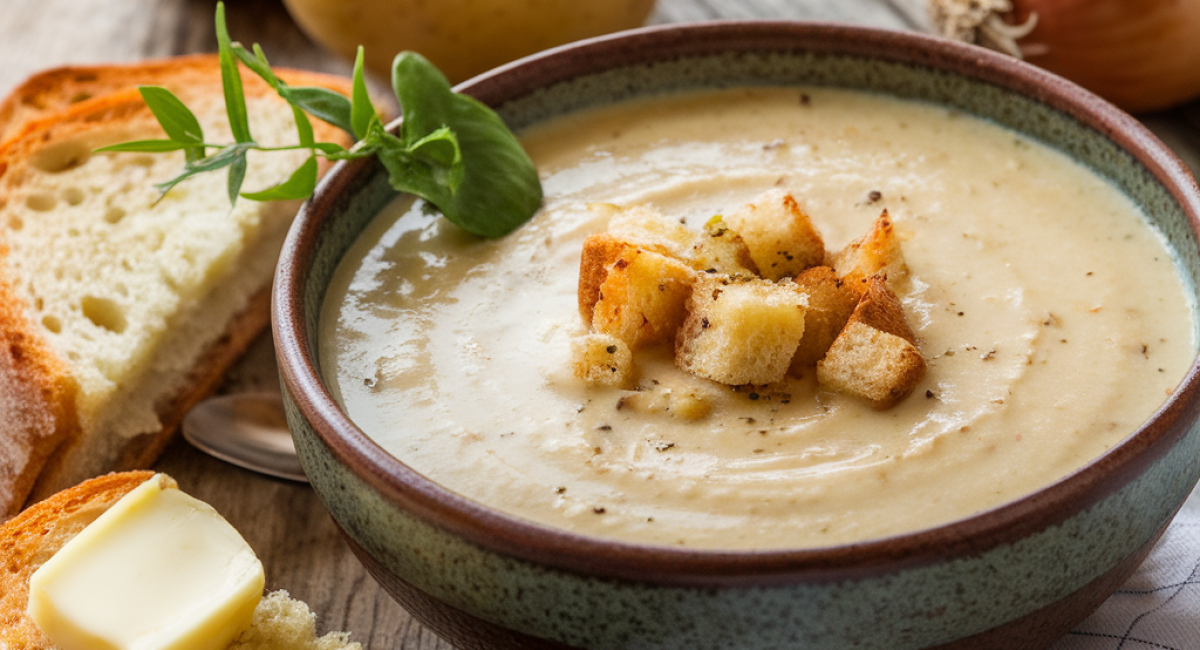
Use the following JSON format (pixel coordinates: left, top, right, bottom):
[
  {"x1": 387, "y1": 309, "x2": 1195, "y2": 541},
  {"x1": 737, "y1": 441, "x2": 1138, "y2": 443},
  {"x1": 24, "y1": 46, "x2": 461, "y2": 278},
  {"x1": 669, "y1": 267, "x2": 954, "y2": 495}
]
[{"x1": 97, "y1": 2, "x2": 542, "y2": 239}]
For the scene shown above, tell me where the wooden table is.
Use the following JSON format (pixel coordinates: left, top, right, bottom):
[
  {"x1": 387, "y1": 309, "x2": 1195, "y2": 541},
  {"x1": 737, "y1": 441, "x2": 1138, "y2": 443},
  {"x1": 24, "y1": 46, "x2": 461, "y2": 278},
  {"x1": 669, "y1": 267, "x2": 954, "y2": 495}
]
[{"x1": 3, "y1": 1, "x2": 1198, "y2": 647}]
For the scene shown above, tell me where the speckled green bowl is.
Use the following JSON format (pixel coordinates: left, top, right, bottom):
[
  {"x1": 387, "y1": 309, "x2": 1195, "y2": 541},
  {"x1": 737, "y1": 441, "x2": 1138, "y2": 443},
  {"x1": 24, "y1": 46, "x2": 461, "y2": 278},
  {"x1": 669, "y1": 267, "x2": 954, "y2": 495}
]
[{"x1": 273, "y1": 21, "x2": 1200, "y2": 650}]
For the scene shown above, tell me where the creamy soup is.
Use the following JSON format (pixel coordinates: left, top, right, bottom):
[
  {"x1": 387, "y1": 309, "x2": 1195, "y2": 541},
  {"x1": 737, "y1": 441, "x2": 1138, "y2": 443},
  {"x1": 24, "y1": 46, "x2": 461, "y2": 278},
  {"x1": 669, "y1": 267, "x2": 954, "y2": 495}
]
[{"x1": 319, "y1": 87, "x2": 1195, "y2": 550}]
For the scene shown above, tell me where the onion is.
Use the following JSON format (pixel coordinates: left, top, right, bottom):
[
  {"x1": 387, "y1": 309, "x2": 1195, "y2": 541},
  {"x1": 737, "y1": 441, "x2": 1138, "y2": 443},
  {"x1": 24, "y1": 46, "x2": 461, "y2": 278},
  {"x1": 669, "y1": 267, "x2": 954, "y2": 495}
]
[{"x1": 928, "y1": 0, "x2": 1200, "y2": 113}]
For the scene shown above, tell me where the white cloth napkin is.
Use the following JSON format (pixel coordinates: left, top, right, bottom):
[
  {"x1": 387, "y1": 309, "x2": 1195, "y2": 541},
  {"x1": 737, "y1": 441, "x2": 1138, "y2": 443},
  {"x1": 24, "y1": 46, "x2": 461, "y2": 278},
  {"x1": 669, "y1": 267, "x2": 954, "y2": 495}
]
[{"x1": 1052, "y1": 483, "x2": 1200, "y2": 649}]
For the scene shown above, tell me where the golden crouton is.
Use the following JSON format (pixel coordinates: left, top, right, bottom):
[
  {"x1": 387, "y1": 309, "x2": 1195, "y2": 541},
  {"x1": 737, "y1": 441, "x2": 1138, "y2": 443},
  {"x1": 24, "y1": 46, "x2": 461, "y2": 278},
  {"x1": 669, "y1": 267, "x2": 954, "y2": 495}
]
[
  {"x1": 592, "y1": 247, "x2": 697, "y2": 348},
  {"x1": 675, "y1": 275, "x2": 807, "y2": 386},
  {"x1": 572, "y1": 334, "x2": 635, "y2": 387},
  {"x1": 724, "y1": 189, "x2": 826, "y2": 281},
  {"x1": 578, "y1": 233, "x2": 630, "y2": 323},
  {"x1": 816, "y1": 277, "x2": 925, "y2": 408},
  {"x1": 789, "y1": 266, "x2": 860, "y2": 371},
  {"x1": 618, "y1": 384, "x2": 713, "y2": 420},
  {"x1": 601, "y1": 203, "x2": 695, "y2": 260},
  {"x1": 834, "y1": 209, "x2": 908, "y2": 295},
  {"x1": 688, "y1": 216, "x2": 759, "y2": 277}
]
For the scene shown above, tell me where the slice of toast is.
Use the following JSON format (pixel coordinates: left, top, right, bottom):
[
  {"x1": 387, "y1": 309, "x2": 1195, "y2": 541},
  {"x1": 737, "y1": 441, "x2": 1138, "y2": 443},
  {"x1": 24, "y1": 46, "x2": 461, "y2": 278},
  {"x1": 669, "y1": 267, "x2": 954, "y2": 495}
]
[
  {"x1": 0, "y1": 471, "x2": 360, "y2": 650},
  {"x1": 0, "y1": 56, "x2": 352, "y2": 515},
  {"x1": 0, "y1": 55, "x2": 346, "y2": 145}
]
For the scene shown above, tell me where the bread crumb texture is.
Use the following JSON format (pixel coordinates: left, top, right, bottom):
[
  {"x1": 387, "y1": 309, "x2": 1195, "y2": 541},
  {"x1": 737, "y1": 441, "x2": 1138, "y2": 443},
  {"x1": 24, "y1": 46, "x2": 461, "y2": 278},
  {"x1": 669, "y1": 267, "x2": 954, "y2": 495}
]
[
  {"x1": 573, "y1": 190, "x2": 926, "y2": 408},
  {"x1": 0, "y1": 56, "x2": 352, "y2": 514},
  {"x1": 230, "y1": 591, "x2": 362, "y2": 650}
]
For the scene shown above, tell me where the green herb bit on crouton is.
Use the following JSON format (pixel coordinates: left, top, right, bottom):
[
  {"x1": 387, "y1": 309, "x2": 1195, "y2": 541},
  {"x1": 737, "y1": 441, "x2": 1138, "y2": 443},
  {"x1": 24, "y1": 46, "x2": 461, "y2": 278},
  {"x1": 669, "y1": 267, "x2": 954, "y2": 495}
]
[
  {"x1": 817, "y1": 276, "x2": 926, "y2": 408},
  {"x1": 724, "y1": 188, "x2": 825, "y2": 280},
  {"x1": 675, "y1": 275, "x2": 808, "y2": 386}
]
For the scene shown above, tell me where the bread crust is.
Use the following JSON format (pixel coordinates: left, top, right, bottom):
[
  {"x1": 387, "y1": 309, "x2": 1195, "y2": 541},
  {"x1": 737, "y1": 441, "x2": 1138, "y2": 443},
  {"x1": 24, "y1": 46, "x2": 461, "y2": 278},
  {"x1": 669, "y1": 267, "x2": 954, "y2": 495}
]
[
  {"x1": 0, "y1": 54, "x2": 353, "y2": 145},
  {"x1": 0, "y1": 56, "x2": 352, "y2": 515},
  {"x1": 0, "y1": 470, "x2": 156, "y2": 649}
]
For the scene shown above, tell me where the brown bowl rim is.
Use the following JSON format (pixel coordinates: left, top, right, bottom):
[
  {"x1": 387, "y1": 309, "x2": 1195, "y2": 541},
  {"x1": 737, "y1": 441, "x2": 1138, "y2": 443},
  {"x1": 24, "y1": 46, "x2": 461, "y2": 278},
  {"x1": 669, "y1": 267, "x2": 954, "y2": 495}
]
[{"x1": 274, "y1": 20, "x2": 1200, "y2": 587}]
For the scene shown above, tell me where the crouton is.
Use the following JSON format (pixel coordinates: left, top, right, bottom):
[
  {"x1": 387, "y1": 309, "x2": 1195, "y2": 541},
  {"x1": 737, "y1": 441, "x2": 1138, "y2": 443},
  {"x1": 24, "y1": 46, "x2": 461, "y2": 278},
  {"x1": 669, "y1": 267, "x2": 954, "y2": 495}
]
[
  {"x1": 688, "y1": 216, "x2": 759, "y2": 277},
  {"x1": 789, "y1": 266, "x2": 860, "y2": 370},
  {"x1": 572, "y1": 334, "x2": 635, "y2": 387},
  {"x1": 816, "y1": 277, "x2": 925, "y2": 408},
  {"x1": 724, "y1": 189, "x2": 826, "y2": 280},
  {"x1": 592, "y1": 247, "x2": 697, "y2": 347},
  {"x1": 578, "y1": 232, "x2": 629, "y2": 323},
  {"x1": 601, "y1": 203, "x2": 695, "y2": 260},
  {"x1": 675, "y1": 275, "x2": 807, "y2": 385},
  {"x1": 618, "y1": 384, "x2": 713, "y2": 420},
  {"x1": 834, "y1": 209, "x2": 908, "y2": 295}
]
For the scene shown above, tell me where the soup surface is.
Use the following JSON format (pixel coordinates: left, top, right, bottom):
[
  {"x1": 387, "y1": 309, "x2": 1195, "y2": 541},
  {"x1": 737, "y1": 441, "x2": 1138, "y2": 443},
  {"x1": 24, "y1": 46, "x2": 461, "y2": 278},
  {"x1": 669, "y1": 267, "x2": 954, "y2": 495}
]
[{"x1": 319, "y1": 87, "x2": 1194, "y2": 549}]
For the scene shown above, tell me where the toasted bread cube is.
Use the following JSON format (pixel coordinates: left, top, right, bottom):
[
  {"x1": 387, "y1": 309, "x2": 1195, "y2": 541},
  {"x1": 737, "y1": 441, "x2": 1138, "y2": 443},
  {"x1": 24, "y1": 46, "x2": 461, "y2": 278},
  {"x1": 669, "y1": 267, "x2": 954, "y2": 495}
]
[
  {"x1": 592, "y1": 247, "x2": 697, "y2": 347},
  {"x1": 688, "y1": 216, "x2": 759, "y2": 277},
  {"x1": 724, "y1": 189, "x2": 825, "y2": 280},
  {"x1": 572, "y1": 334, "x2": 635, "y2": 387},
  {"x1": 619, "y1": 385, "x2": 713, "y2": 420},
  {"x1": 816, "y1": 277, "x2": 925, "y2": 408},
  {"x1": 578, "y1": 233, "x2": 629, "y2": 323},
  {"x1": 600, "y1": 203, "x2": 695, "y2": 259},
  {"x1": 789, "y1": 266, "x2": 860, "y2": 370},
  {"x1": 834, "y1": 209, "x2": 908, "y2": 295},
  {"x1": 675, "y1": 276, "x2": 807, "y2": 385}
]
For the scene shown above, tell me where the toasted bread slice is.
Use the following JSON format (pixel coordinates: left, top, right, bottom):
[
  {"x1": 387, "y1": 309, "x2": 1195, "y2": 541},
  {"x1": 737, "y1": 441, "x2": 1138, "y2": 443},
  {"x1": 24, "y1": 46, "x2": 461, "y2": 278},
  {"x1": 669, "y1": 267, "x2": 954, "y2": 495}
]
[
  {"x1": 0, "y1": 55, "x2": 353, "y2": 145},
  {"x1": 817, "y1": 277, "x2": 925, "y2": 407},
  {"x1": 0, "y1": 57, "x2": 352, "y2": 514},
  {"x1": 789, "y1": 266, "x2": 860, "y2": 370},
  {"x1": 833, "y1": 209, "x2": 909, "y2": 295},
  {"x1": 0, "y1": 471, "x2": 360, "y2": 650},
  {"x1": 723, "y1": 189, "x2": 825, "y2": 281},
  {"x1": 675, "y1": 275, "x2": 807, "y2": 386}
]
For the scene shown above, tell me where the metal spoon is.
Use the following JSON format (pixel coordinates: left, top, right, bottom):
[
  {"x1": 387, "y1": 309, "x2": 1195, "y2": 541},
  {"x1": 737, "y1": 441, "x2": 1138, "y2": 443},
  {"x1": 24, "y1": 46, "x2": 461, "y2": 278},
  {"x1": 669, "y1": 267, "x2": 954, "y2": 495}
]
[{"x1": 181, "y1": 391, "x2": 308, "y2": 483}]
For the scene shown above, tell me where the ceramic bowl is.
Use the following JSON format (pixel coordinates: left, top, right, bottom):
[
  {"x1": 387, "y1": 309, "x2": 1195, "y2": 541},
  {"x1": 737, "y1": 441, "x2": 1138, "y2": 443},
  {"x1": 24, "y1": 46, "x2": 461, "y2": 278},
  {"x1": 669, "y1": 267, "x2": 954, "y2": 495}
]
[{"x1": 273, "y1": 21, "x2": 1200, "y2": 650}]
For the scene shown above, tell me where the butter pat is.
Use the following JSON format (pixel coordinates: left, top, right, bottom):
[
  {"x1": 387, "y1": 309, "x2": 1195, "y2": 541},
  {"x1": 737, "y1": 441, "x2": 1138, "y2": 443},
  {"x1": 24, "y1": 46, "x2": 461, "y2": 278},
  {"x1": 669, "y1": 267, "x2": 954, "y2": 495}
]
[{"x1": 27, "y1": 474, "x2": 265, "y2": 650}]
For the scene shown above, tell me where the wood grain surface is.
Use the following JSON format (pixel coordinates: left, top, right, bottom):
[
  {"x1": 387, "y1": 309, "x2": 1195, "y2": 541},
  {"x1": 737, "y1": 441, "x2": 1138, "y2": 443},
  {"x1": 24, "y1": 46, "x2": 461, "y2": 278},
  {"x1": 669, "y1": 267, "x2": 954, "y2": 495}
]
[{"x1": 1, "y1": 0, "x2": 1195, "y2": 648}]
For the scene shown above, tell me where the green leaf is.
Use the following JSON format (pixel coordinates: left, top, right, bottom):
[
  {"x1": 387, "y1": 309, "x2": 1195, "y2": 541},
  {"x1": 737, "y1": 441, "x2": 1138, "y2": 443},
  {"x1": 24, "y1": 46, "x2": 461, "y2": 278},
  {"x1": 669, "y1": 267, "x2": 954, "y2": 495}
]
[
  {"x1": 351, "y1": 47, "x2": 376, "y2": 141},
  {"x1": 292, "y1": 106, "x2": 315, "y2": 147},
  {"x1": 232, "y1": 43, "x2": 280, "y2": 91},
  {"x1": 215, "y1": 2, "x2": 253, "y2": 144},
  {"x1": 153, "y1": 142, "x2": 251, "y2": 196},
  {"x1": 137, "y1": 87, "x2": 205, "y2": 161},
  {"x1": 227, "y1": 152, "x2": 247, "y2": 205},
  {"x1": 281, "y1": 86, "x2": 354, "y2": 136},
  {"x1": 241, "y1": 155, "x2": 318, "y2": 201},
  {"x1": 311, "y1": 141, "x2": 350, "y2": 156},
  {"x1": 95, "y1": 139, "x2": 194, "y2": 153},
  {"x1": 389, "y1": 51, "x2": 541, "y2": 238}
]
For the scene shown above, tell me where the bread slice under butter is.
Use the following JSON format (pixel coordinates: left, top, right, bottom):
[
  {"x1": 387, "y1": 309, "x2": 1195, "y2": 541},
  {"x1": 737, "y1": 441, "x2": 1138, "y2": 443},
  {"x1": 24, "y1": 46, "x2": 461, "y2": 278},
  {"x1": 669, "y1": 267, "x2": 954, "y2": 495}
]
[
  {"x1": 0, "y1": 471, "x2": 361, "y2": 650},
  {"x1": 0, "y1": 56, "x2": 352, "y2": 515}
]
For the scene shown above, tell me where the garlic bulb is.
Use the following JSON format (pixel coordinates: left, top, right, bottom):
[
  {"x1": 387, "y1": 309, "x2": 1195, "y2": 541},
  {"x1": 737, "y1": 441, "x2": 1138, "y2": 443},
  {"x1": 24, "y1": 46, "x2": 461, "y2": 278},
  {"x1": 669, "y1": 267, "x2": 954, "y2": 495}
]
[{"x1": 928, "y1": 0, "x2": 1200, "y2": 113}]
